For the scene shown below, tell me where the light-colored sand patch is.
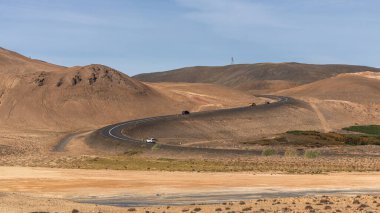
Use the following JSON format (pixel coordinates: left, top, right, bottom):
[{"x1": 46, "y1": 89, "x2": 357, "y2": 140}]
[
  {"x1": 171, "y1": 90, "x2": 219, "y2": 99},
  {"x1": 344, "y1": 71, "x2": 380, "y2": 80},
  {"x1": 1, "y1": 167, "x2": 380, "y2": 198}
]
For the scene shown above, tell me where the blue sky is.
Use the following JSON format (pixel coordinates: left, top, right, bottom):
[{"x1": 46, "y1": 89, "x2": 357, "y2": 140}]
[{"x1": 1, "y1": 0, "x2": 380, "y2": 75}]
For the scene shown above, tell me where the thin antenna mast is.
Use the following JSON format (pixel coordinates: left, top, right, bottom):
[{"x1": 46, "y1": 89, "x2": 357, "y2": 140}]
[{"x1": 231, "y1": 57, "x2": 234, "y2": 65}]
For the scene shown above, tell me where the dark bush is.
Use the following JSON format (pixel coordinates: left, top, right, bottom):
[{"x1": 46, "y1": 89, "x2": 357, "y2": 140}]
[
  {"x1": 193, "y1": 207, "x2": 202, "y2": 212},
  {"x1": 242, "y1": 207, "x2": 252, "y2": 211}
]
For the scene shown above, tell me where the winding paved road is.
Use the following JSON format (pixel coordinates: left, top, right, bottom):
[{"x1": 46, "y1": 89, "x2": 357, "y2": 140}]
[{"x1": 100, "y1": 95, "x2": 293, "y2": 144}]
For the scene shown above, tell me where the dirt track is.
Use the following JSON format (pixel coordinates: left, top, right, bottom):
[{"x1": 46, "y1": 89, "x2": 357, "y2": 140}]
[{"x1": 308, "y1": 101, "x2": 331, "y2": 132}]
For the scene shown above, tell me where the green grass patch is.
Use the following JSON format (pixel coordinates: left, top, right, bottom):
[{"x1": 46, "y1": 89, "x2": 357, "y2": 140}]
[
  {"x1": 277, "y1": 130, "x2": 380, "y2": 147},
  {"x1": 304, "y1": 150, "x2": 320, "y2": 159},
  {"x1": 261, "y1": 148, "x2": 277, "y2": 156},
  {"x1": 343, "y1": 125, "x2": 380, "y2": 136}
]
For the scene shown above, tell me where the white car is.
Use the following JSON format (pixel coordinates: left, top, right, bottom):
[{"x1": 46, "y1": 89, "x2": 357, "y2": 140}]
[{"x1": 145, "y1": 138, "x2": 157, "y2": 143}]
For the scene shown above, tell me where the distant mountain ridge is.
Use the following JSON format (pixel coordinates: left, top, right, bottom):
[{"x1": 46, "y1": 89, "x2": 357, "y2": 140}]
[{"x1": 134, "y1": 63, "x2": 380, "y2": 93}]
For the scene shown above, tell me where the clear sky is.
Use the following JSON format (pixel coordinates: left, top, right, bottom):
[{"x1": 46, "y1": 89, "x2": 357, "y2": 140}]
[{"x1": 1, "y1": 0, "x2": 379, "y2": 75}]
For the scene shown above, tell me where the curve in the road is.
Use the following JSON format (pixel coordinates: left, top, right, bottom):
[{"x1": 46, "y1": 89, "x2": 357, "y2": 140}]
[{"x1": 100, "y1": 95, "x2": 293, "y2": 145}]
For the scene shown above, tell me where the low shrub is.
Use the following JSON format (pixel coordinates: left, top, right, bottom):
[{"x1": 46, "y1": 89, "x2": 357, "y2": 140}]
[
  {"x1": 305, "y1": 205, "x2": 313, "y2": 210},
  {"x1": 262, "y1": 148, "x2": 277, "y2": 156},
  {"x1": 304, "y1": 150, "x2": 320, "y2": 159},
  {"x1": 242, "y1": 207, "x2": 252, "y2": 211},
  {"x1": 193, "y1": 207, "x2": 202, "y2": 212},
  {"x1": 284, "y1": 148, "x2": 298, "y2": 157}
]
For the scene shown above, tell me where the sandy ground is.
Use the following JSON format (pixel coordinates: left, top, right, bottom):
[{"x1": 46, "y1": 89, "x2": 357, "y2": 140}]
[
  {"x1": 2, "y1": 167, "x2": 380, "y2": 196},
  {"x1": 1, "y1": 167, "x2": 380, "y2": 212}
]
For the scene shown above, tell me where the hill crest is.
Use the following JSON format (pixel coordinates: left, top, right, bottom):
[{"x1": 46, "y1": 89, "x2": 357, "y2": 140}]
[
  {"x1": 277, "y1": 71, "x2": 380, "y2": 104},
  {"x1": 134, "y1": 63, "x2": 380, "y2": 93}
]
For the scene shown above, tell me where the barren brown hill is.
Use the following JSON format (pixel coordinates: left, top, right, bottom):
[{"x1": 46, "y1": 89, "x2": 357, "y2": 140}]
[
  {"x1": 0, "y1": 48, "x2": 175, "y2": 131},
  {"x1": 122, "y1": 73, "x2": 380, "y2": 146},
  {"x1": 0, "y1": 48, "x2": 256, "y2": 131},
  {"x1": 122, "y1": 99, "x2": 325, "y2": 148},
  {"x1": 277, "y1": 72, "x2": 380, "y2": 104},
  {"x1": 146, "y1": 82, "x2": 262, "y2": 112},
  {"x1": 123, "y1": 99, "x2": 380, "y2": 149},
  {"x1": 134, "y1": 63, "x2": 379, "y2": 93},
  {"x1": 274, "y1": 72, "x2": 380, "y2": 131}
]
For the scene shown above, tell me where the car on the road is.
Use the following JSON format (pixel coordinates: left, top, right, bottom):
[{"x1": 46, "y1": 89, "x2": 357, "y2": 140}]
[
  {"x1": 250, "y1": 103, "x2": 256, "y2": 107},
  {"x1": 145, "y1": 138, "x2": 157, "y2": 143},
  {"x1": 181, "y1": 110, "x2": 190, "y2": 115}
]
